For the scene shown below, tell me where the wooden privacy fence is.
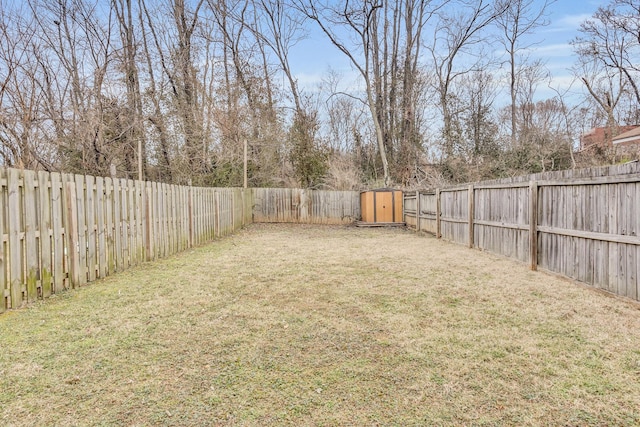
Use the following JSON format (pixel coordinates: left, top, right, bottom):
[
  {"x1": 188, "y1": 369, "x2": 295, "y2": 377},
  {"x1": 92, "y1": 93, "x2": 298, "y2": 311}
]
[
  {"x1": 404, "y1": 163, "x2": 640, "y2": 302},
  {"x1": 0, "y1": 167, "x2": 253, "y2": 313},
  {"x1": 252, "y1": 188, "x2": 360, "y2": 224}
]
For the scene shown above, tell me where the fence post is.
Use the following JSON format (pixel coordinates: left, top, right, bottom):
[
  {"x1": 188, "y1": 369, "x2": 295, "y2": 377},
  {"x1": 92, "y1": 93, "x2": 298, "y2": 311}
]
[
  {"x1": 215, "y1": 191, "x2": 220, "y2": 237},
  {"x1": 436, "y1": 188, "x2": 441, "y2": 239},
  {"x1": 145, "y1": 183, "x2": 154, "y2": 261},
  {"x1": 529, "y1": 181, "x2": 538, "y2": 271},
  {"x1": 468, "y1": 184, "x2": 474, "y2": 248},
  {"x1": 415, "y1": 190, "x2": 421, "y2": 232}
]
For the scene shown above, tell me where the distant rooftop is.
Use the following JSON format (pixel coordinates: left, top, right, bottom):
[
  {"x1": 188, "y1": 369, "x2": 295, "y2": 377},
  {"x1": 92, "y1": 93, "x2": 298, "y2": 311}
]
[
  {"x1": 580, "y1": 125, "x2": 640, "y2": 150},
  {"x1": 613, "y1": 126, "x2": 640, "y2": 145}
]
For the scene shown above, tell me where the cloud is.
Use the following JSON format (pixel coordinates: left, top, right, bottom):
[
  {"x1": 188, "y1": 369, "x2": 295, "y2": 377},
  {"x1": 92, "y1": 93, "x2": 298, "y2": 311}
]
[
  {"x1": 542, "y1": 13, "x2": 591, "y2": 35},
  {"x1": 532, "y1": 42, "x2": 574, "y2": 54},
  {"x1": 556, "y1": 13, "x2": 592, "y2": 29},
  {"x1": 295, "y1": 72, "x2": 324, "y2": 87}
]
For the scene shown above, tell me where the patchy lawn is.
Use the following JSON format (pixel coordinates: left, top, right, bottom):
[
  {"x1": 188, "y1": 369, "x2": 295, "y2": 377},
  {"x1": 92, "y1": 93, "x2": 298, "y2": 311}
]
[{"x1": 1, "y1": 223, "x2": 640, "y2": 426}]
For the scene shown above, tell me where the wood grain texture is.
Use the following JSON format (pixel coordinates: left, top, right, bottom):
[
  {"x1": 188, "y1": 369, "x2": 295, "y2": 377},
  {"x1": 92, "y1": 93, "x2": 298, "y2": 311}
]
[
  {"x1": 405, "y1": 164, "x2": 640, "y2": 301},
  {"x1": 0, "y1": 169, "x2": 6, "y2": 312},
  {"x1": 252, "y1": 188, "x2": 359, "y2": 225},
  {"x1": 23, "y1": 171, "x2": 38, "y2": 302},
  {"x1": 0, "y1": 167, "x2": 255, "y2": 311}
]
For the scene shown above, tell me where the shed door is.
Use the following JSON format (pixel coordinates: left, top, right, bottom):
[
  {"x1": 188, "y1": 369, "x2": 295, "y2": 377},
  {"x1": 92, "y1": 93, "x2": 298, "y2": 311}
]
[
  {"x1": 375, "y1": 192, "x2": 394, "y2": 222},
  {"x1": 393, "y1": 191, "x2": 403, "y2": 223},
  {"x1": 360, "y1": 192, "x2": 374, "y2": 222}
]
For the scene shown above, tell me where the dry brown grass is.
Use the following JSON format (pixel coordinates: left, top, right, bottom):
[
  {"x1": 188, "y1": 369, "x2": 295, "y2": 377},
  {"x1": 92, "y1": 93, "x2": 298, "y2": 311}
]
[{"x1": 1, "y1": 223, "x2": 640, "y2": 426}]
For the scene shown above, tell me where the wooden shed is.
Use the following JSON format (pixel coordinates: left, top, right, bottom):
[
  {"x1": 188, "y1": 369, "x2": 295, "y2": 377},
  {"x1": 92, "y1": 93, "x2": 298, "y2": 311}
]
[{"x1": 358, "y1": 189, "x2": 404, "y2": 226}]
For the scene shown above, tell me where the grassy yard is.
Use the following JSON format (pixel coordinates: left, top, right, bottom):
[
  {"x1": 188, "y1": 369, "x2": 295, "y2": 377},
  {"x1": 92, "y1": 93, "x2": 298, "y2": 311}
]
[{"x1": 1, "y1": 224, "x2": 640, "y2": 426}]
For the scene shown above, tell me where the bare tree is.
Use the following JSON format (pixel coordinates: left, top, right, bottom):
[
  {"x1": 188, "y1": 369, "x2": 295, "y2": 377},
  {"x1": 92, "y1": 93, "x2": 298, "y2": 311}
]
[
  {"x1": 296, "y1": 0, "x2": 441, "y2": 186},
  {"x1": 494, "y1": 0, "x2": 552, "y2": 147},
  {"x1": 462, "y1": 70, "x2": 499, "y2": 163},
  {"x1": 0, "y1": 6, "x2": 46, "y2": 168},
  {"x1": 514, "y1": 60, "x2": 550, "y2": 142},
  {"x1": 24, "y1": 0, "x2": 118, "y2": 176},
  {"x1": 573, "y1": 42, "x2": 628, "y2": 147},
  {"x1": 0, "y1": 0, "x2": 597, "y2": 187},
  {"x1": 138, "y1": 0, "x2": 173, "y2": 181},
  {"x1": 142, "y1": 0, "x2": 209, "y2": 182},
  {"x1": 247, "y1": 0, "x2": 328, "y2": 188},
  {"x1": 574, "y1": 0, "x2": 640, "y2": 105},
  {"x1": 429, "y1": 0, "x2": 505, "y2": 159},
  {"x1": 207, "y1": 0, "x2": 290, "y2": 187},
  {"x1": 113, "y1": 0, "x2": 146, "y2": 180},
  {"x1": 295, "y1": 0, "x2": 392, "y2": 185}
]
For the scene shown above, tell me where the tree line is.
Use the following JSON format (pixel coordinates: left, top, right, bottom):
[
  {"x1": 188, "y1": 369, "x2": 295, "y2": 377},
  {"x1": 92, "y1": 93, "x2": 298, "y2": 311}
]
[{"x1": 0, "y1": 0, "x2": 638, "y2": 189}]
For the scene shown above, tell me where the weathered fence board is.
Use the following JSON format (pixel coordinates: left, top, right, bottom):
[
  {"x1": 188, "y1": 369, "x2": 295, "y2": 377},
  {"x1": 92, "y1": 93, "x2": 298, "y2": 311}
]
[
  {"x1": 105, "y1": 177, "x2": 115, "y2": 274},
  {"x1": 24, "y1": 171, "x2": 38, "y2": 302},
  {"x1": 113, "y1": 178, "x2": 122, "y2": 272},
  {"x1": 439, "y1": 188, "x2": 469, "y2": 244},
  {"x1": 405, "y1": 163, "x2": 640, "y2": 302},
  {"x1": 0, "y1": 169, "x2": 6, "y2": 313},
  {"x1": 418, "y1": 192, "x2": 437, "y2": 234},
  {"x1": 50, "y1": 173, "x2": 65, "y2": 292},
  {"x1": 38, "y1": 171, "x2": 52, "y2": 299},
  {"x1": 96, "y1": 177, "x2": 106, "y2": 278},
  {"x1": 86, "y1": 175, "x2": 97, "y2": 282},
  {"x1": 404, "y1": 194, "x2": 417, "y2": 229},
  {"x1": 0, "y1": 167, "x2": 255, "y2": 311},
  {"x1": 252, "y1": 188, "x2": 359, "y2": 225},
  {"x1": 75, "y1": 174, "x2": 88, "y2": 286},
  {"x1": 8, "y1": 168, "x2": 22, "y2": 307}
]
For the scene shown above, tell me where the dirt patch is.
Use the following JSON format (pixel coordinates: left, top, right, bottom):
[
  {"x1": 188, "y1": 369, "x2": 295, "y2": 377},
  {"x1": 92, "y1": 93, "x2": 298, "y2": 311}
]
[{"x1": 1, "y1": 223, "x2": 639, "y2": 425}]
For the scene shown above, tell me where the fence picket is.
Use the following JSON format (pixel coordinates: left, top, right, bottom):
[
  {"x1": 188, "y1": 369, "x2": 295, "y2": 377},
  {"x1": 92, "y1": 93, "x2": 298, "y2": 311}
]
[
  {"x1": 127, "y1": 179, "x2": 135, "y2": 267},
  {"x1": 50, "y1": 173, "x2": 65, "y2": 292},
  {"x1": 23, "y1": 171, "x2": 38, "y2": 302},
  {"x1": 0, "y1": 169, "x2": 6, "y2": 313},
  {"x1": 38, "y1": 172, "x2": 53, "y2": 298},
  {"x1": 104, "y1": 178, "x2": 115, "y2": 274},
  {"x1": 113, "y1": 179, "x2": 122, "y2": 271},
  {"x1": 74, "y1": 175, "x2": 87, "y2": 287},
  {"x1": 65, "y1": 180, "x2": 81, "y2": 289},
  {"x1": 86, "y1": 175, "x2": 96, "y2": 282},
  {"x1": 8, "y1": 168, "x2": 22, "y2": 308},
  {"x1": 96, "y1": 177, "x2": 106, "y2": 278}
]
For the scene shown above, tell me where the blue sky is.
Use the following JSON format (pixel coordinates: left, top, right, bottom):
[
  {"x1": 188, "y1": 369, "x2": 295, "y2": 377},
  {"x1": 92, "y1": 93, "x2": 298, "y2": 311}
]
[
  {"x1": 290, "y1": 0, "x2": 610, "y2": 105},
  {"x1": 530, "y1": 0, "x2": 608, "y2": 99}
]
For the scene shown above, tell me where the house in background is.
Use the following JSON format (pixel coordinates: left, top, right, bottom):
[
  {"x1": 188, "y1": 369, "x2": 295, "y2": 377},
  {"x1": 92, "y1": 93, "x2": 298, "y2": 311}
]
[
  {"x1": 579, "y1": 125, "x2": 639, "y2": 151},
  {"x1": 612, "y1": 126, "x2": 640, "y2": 147}
]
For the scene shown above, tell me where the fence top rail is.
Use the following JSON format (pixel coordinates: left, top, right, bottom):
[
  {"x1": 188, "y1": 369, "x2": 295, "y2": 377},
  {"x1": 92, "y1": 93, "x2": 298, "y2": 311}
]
[
  {"x1": 432, "y1": 186, "x2": 466, "y2": 193},
  {"x1": 537, "y1": 173, "x2": 640, "y2": 187},
  {"x1": 0, "y1": 173, "x2": 251, "y2": 193},
  {"x1": 469, "y1": 161, "x2": 640, "y2": 185},
  {"x1": 474, "y1": 182, "x2": 531, "y2": 190},
  {"x1": 413, "y1": 171, "x2": 640, "y2": 194}
]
